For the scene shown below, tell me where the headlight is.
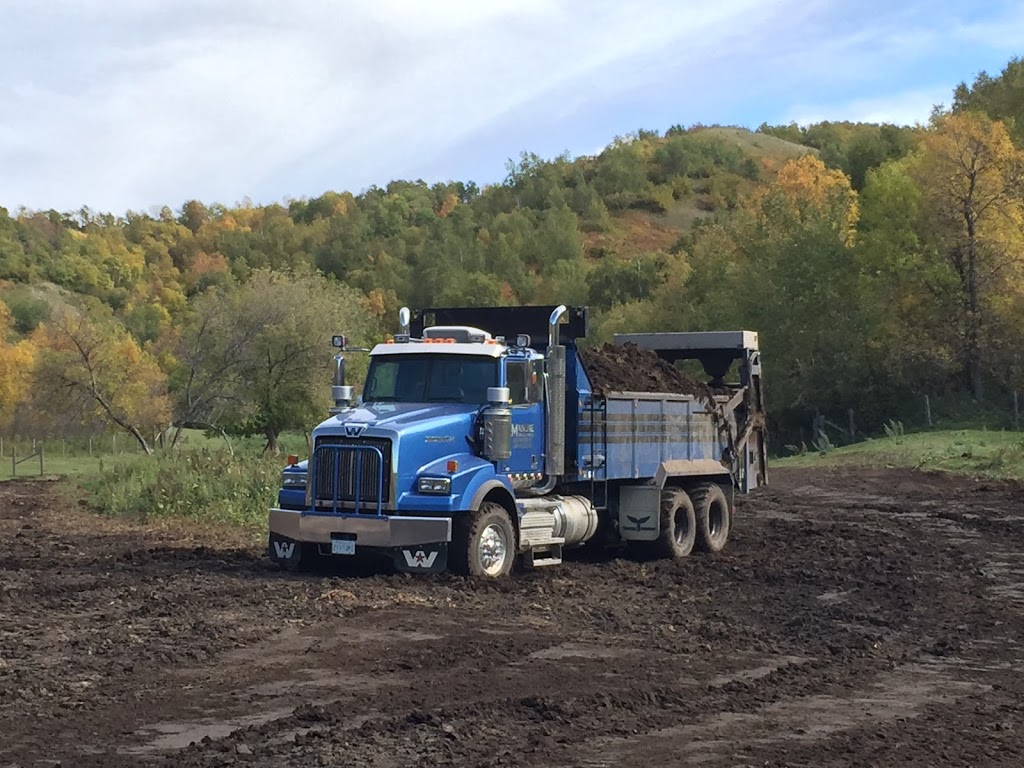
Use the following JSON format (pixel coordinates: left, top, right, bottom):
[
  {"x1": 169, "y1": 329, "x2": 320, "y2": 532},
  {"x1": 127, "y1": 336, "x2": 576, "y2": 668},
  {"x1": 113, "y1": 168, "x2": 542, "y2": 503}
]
[
  {"x1": 417, "y1": 476, "x2": 451, "y2": 495},
  {"x1": 282, "y1": 471, "x2": 308, "y2": 488}
]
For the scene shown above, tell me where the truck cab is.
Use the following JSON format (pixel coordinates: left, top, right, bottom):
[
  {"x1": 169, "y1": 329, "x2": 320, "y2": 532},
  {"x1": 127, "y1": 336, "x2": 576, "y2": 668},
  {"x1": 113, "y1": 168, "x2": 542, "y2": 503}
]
[{"x1": 269, "y1": 307, "x2": 570, "y2": 576}]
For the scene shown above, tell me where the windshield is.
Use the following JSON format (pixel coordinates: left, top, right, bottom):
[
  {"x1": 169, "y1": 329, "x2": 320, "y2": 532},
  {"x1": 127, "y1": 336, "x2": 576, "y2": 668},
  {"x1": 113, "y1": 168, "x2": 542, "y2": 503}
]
[{"x1": 364, "y1": 354, "x2": 499, "y2": 404}]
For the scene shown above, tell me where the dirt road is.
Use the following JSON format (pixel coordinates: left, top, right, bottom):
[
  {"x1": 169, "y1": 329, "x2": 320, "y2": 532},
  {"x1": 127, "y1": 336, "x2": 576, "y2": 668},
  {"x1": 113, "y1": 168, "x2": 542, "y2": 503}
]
[{"x1": 2, "y1": 467, "x2": 1024, "y2": 767}]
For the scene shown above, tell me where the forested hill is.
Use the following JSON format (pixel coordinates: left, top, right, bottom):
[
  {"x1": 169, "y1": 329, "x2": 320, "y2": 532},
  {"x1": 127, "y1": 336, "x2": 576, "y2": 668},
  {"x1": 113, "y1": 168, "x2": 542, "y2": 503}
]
[{"x1": 2, "y1": 57, "x2": 1024, "y2": 451}]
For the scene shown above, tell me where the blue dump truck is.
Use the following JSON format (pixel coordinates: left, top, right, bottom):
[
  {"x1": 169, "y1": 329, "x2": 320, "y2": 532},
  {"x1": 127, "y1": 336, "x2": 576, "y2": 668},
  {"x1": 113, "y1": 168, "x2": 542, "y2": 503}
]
[{"x1": 268, "y1": 305, "x2": 766, "y2": 578}]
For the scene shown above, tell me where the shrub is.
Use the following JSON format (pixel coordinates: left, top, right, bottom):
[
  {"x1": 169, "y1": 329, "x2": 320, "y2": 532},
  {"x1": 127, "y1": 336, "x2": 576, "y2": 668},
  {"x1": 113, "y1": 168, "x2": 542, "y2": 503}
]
[{"x1": 83, "y1": 450, "x2": 284, "y2": 531}]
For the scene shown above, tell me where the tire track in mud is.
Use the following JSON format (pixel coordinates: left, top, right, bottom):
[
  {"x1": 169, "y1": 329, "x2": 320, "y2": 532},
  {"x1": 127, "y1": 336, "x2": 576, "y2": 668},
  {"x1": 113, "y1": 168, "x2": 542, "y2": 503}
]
[{"x1": 2, "y1": 468, "x2": 1024, "y2": 767}]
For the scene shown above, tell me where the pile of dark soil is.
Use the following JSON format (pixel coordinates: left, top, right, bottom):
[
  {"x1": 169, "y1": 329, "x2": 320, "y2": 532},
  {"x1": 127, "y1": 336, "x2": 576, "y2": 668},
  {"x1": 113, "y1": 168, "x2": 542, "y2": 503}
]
[{"x1": 580, "y1": 342, "x2": 716, "y2": 401}]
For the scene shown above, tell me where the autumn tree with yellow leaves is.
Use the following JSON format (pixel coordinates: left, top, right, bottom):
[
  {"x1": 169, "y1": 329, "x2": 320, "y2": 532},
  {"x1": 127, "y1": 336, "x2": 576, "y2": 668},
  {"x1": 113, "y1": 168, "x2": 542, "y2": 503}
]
[
  {"x1": 0, "y1": 300, "x2": 36, "y2": 430},
  {"x1": 911, "y1": 111, "x2": 1024, "y2": 400},
  {"x1": 28, "y1": 300, "x2": 171, "y2": 453}
]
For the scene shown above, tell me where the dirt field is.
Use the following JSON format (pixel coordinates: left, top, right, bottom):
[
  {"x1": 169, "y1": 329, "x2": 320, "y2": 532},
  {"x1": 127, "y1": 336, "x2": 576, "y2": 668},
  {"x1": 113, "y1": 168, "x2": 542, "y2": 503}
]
[{"x1": 3, "y1": 467, "x2": 1024, "y2": 767}]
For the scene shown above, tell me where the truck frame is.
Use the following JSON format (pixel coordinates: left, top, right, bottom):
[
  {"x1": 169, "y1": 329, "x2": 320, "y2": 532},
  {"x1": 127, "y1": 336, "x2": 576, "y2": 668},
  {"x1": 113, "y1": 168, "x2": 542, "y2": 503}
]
[{"x1": 268, "y1": 304, "x2": 766, "y2": 577}]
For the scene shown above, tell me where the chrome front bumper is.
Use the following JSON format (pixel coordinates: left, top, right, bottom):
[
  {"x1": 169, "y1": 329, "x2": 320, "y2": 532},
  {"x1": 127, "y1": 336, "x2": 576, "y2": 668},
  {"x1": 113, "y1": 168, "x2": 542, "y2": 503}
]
[{"x1": 268, "y1": 508, "x2": 452, "y2": 547}]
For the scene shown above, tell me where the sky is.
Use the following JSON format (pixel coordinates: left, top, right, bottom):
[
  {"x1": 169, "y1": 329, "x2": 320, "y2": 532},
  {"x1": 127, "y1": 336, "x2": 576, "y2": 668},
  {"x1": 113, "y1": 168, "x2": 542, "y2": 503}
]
[{"x1": 0, "y1": 0, "x2": 1021, "y2": 214}]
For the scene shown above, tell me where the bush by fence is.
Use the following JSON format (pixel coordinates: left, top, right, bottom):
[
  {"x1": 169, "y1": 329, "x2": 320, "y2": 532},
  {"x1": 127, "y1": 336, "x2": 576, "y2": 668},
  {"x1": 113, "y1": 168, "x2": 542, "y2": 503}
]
[{"x1": 82, "y1": 451, "x2": 285, "y2": 531}]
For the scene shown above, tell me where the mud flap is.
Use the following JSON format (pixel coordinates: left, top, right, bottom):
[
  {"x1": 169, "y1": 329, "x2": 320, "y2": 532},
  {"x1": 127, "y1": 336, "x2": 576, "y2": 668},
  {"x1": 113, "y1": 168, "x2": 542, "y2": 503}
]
[
  {"x1": 393, "y1": 543, "x2": 448, "y2": 574},
  {"x1": 268, "y1": 533, "x2": 302, "y2": 565},
  {"x1": 617, "y1": 486, "x2": 661, "y2": 541}
]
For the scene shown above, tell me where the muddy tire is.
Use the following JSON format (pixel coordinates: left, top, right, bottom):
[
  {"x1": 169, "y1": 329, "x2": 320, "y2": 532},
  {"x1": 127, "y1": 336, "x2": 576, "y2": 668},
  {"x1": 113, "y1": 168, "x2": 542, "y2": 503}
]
[
  {"x1": 451, "y1": 502, "x2": 516, "y2": 578},
  {"x1": 693, "y1": 482, "x2": 731, "y2": 553},
  {"x1": 653, "y1": 487, "x2": 696, "y2": 559}
]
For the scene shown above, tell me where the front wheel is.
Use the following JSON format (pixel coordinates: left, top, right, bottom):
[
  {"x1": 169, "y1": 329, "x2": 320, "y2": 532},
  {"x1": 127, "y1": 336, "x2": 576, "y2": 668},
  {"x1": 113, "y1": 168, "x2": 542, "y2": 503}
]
[{"x1": 452, "y1": 503, "x2": 516, "y2": 578}]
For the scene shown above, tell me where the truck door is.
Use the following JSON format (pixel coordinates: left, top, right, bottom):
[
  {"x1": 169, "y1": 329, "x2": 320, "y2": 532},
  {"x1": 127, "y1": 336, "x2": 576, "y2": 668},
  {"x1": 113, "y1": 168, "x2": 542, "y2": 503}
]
[{"x1": 502, "y1": 358, "x2": 545, "y2": 476}]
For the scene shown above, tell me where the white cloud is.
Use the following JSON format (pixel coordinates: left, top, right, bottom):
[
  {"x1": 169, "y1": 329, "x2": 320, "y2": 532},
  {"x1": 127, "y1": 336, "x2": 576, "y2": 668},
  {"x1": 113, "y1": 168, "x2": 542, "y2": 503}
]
[
  {"x1": 0, "y1": 0, "x2": 798, "y2": 212},
  {"x1": 0, "y1": 0, "x2": 1021, "y2": 213},
  {"x1": 782, "y1": 87, "x2": 951, "y2": 128}
]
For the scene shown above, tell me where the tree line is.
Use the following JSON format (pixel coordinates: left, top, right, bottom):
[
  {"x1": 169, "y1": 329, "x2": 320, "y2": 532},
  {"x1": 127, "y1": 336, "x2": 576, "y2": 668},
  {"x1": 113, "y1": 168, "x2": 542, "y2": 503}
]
[{"x1": 1, "y1": 56, "x2": 1023, "y2": 452}]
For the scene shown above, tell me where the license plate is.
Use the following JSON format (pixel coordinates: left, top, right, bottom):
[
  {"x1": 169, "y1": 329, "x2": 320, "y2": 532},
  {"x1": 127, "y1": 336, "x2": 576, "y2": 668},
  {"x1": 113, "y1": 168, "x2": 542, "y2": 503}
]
[{"x1": 331, "y1": 539, "x2": 355, "y2": 556}]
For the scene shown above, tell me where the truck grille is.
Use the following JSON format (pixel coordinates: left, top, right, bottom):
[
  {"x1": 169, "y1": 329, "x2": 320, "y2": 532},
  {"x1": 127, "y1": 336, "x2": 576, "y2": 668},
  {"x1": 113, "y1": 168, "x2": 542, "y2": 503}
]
[{"x1": 312, "y1": 436, "x2": 392, "y2": 510}]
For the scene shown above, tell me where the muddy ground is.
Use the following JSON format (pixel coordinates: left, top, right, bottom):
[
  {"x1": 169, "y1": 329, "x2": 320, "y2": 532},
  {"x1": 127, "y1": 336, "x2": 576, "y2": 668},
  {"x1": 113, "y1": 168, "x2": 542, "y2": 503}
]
[{"x1": 2, "y1": 467, "x2": 1024, "y2": 767}]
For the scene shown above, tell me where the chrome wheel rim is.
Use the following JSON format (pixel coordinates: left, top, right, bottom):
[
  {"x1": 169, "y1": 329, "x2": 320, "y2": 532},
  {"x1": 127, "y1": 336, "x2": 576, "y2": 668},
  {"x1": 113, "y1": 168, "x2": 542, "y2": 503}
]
[{"x1": 478, "y1": 524, "x2": 509, "y2": 576}]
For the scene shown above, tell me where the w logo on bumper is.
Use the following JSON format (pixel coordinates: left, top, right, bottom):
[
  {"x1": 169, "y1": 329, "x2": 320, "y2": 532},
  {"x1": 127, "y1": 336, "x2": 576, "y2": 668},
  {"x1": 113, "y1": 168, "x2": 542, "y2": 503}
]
[
  {"x1": 402, "y1": 550, "x2": 438, "y2": 568},
  {"x1": 273, "y1": 541, "x2": 296, "y2": 559},
  {"x1": 395, "y1": 545, "x2": 446, "y2": 573}
]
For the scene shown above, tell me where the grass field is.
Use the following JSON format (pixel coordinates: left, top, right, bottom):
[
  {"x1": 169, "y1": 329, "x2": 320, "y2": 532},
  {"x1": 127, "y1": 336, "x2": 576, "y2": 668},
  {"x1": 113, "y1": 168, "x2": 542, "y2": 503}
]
[
  {"x1": 0, "y1": 429, "x2": 311, "y2": 481},
  {"x1": 0, "y1": 429, "x2": 312, "y2": 535},
  {"x1": 775, "y1": 429, "x2": 1024, "y2": 482}
]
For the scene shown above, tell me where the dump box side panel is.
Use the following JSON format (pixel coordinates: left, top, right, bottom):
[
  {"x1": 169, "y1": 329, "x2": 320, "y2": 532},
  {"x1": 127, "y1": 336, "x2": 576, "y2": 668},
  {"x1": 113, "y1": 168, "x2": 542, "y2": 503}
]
[{"x1": 577, "y1": 393, "x2": 726, "y2": 482}]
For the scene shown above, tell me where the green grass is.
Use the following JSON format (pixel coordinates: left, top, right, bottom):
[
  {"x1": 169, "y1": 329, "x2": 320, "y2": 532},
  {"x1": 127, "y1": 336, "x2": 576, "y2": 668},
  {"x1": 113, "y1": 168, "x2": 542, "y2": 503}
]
[
  {"x1": 776, "y1": 429, "x2": 1024, "y2": 482},
  {"x1": 0, "y1": 429, "x2": 311, "y2": 481},
  {"x1": 691, "y1": 126, "x2": 816, "y2": 161},
  {"x1": 1, "y1": 428, "x2": 312, "y2": 534},
  {"x1": 80, "y1": 450, "x2": 285, "y2": 535},
  {"x1": 0, "y1": 453, "x2": 146, "y2": 480}
]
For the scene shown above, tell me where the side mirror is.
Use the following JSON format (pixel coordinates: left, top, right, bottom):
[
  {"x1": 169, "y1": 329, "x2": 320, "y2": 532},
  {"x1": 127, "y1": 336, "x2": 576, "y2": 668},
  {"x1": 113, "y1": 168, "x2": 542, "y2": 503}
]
[{"x1": 332, "y1": 334, "x2": 347, "y2": 349}]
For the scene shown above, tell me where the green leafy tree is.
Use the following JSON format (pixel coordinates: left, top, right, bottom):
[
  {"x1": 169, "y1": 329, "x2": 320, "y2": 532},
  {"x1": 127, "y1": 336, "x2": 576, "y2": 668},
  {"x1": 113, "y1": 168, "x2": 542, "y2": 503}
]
[
  {"x1": 953, "y1": 57, "x2": 1024, "y2": 145},
  {"x1": 194, "y1": 269, "x2": 378, "y2": 454}
]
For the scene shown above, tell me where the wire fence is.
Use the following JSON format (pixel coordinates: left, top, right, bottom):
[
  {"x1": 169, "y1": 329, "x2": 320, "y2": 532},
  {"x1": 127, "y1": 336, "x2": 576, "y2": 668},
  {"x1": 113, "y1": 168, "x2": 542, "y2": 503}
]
[{"x1": 774, "y1": 391, "x2": 1022, "y2": 457}]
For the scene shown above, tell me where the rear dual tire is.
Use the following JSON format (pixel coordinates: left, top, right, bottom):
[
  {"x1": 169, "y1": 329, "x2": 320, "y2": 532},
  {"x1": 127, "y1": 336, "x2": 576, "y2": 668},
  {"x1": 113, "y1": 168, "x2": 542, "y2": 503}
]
[
  {"x1": 692, "y1": 482, "x2": 731, "y2": 553},
  {"x1": 653, "y1": 488, "x2": 697, "y2": 558},
  {"x1": 651, "y1": 483, "x2": 732, "y2": 559}
]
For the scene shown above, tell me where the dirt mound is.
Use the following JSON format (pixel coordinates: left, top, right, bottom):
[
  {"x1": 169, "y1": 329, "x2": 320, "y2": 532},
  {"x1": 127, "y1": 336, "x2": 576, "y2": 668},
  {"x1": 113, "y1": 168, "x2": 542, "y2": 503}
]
[{"x1": 580, "y1": 342, "x2": 715, "y2": 401}]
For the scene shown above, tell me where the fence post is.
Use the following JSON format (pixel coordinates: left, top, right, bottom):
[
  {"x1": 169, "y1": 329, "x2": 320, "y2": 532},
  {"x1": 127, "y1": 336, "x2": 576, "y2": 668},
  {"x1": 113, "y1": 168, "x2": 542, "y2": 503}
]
[
  {"x1": 847, "y1": 409, "x2": 855, "y2": 442},
  {"x1": 925, "y1": 395, "x2": 932, "y2": 428},
  {"x1": 89, "y1": 436, "x2": 93, "y2": 457},
  {"x1": 11, "y1": 446, "x2": 15, "y2": 477},
  {"x1": 39, "y1": 445, "x2": 43, "y2": 476},
  {"x1": 1014, "y1": 391, "x2": 1020, "y2": 430}
]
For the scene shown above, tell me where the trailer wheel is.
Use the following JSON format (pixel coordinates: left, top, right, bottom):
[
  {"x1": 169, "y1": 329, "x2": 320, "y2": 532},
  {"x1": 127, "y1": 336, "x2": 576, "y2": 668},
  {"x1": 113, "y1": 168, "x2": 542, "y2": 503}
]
[
  {"x1": 693, "y1": 483, "x2": 731, "y2": 553},
  {"x1": 452, "y1": 503, "x2": 516, "y2": 578},
  {"x1": 654, "y1": 488, "x2": 696, "y2": 559}
]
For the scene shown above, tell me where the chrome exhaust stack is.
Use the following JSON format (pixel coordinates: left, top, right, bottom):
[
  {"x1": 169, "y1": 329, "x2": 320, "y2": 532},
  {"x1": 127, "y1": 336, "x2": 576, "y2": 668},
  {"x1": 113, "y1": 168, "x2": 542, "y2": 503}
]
[
  {"x1": 329, "y1": 334, "x2": 354, "y2": 413},
  {"x1": 545, "y1": 304, "x2": 567, "y2": 478}
]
